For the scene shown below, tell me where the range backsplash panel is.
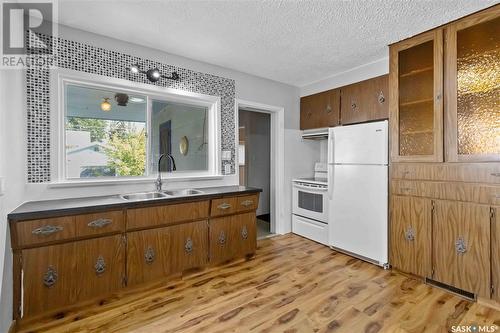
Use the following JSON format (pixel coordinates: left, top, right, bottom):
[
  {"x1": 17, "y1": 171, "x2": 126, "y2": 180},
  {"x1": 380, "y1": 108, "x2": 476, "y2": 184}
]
[{"x1": 26, "y1": 34, "x2": 235, "y2": 183}]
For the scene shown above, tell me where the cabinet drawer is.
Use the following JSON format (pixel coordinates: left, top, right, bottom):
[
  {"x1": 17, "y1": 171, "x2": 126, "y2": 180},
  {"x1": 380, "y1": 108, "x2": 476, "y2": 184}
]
[
  {"x1": 127, "y1": 201, "x2": 210, "y2": 229},
  {"x1": 391, "y1": 180, "x2": 500, "y2": 205},
  {"x1": 75, "y1": 210, "x2": 124, "y2": 237},
  {"x1": 292, "y1": 214, "x2": 328, "y2": 245},
  {"x1": 14, "y1": 216, "x2": 76, "y2": 248},
  {"x1": 22, "y1": 235, "x2": 124, "y2": 317},
  {"x1": 170, "y1": 220, "x2": 208, "y2": 272},
  {"x1": 211, "y1": 197, "x2": 238, "y2": 217},
  {"x1": 391, "y1": 163, "x2": 500, "y2": 183},
  {"x1": 236, "y1": 194, "x2": 259, "y2": 213}
]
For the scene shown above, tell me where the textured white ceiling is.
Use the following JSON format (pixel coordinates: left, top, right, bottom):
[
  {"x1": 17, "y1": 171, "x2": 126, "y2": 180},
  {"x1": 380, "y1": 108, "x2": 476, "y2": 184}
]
[{"x1": 57, "y1": 0, "x2": 497, "y2": 87}]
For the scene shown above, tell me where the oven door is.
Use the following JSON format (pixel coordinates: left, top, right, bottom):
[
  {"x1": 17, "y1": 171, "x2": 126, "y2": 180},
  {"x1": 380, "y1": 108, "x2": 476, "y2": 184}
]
[{"x1": 292, "y1": 182, "x2": 328, "y2": 223}]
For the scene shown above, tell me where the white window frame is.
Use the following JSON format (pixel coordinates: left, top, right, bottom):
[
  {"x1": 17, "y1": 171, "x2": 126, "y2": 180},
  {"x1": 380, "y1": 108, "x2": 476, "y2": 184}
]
[{"x1": 50, "y1": 68, "x2": 221, "y2": 184}]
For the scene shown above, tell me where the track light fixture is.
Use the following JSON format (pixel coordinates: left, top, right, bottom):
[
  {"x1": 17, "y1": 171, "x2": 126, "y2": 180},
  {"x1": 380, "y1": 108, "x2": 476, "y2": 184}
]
[{"x1": 128, "y1": 64, "x2": 179, "y2": 83}]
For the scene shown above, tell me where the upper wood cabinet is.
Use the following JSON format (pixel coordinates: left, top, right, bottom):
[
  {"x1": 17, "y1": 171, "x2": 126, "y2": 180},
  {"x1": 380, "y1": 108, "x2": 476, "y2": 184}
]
[
  {"x1": 389, "y1": 29, "x2": 444, "y2": 162},
  {"x1": 444, "y1": 7, "x2": 500, "y2": 162},
  {"x1": 300, "y1": 89, "x2": 340, "y2": 130},
  {"x1": 340, "y1": 75, "x2": 389, "y2": 125}
]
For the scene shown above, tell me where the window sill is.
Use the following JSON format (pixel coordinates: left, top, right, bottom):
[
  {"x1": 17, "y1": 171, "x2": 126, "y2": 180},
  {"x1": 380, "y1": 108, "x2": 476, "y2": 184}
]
[{"x1": 47, "y1": 175, "x2": 225, "y2": 188}]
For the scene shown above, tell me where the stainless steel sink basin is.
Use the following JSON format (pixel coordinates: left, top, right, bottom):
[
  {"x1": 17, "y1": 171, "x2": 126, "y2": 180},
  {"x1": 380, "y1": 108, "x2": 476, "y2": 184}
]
[
  {"x1": 120, "y1": 191, "x2": 168, "y2": 201},
  {"x1": 162, "y1": 189, "x2": 204, "y2": 196}
]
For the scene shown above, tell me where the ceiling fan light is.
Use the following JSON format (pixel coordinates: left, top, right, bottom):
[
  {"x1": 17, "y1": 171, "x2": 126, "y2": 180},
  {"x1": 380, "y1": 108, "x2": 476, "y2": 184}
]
[
  {"x1": 129, "y1": 64, "x2": 140, "y2": 74},
  {"x1": 146, "y1": 68, "x2": 161, "y2": 82}
]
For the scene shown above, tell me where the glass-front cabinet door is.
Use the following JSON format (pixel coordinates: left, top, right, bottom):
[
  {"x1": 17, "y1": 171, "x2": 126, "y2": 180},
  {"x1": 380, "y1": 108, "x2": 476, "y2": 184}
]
[
  {"x1": 445, "y1": 7, "x2": 500, "y2": 162},
  {"x1": 390, "y1": 30, "x2": 444, "y2": 162}
]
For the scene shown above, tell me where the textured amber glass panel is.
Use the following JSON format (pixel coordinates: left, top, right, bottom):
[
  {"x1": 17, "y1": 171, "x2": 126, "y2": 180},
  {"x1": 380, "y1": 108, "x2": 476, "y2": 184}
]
[
  {"x1": 398, "y1": 41, "x2": 434, "y2": 156},
  {"x1": 457, "y1": 17, "x2": 500, "y2": 156}
]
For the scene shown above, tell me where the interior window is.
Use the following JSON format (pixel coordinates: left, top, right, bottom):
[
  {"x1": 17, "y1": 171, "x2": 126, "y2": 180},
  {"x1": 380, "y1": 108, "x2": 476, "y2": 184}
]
[
  {"x1": 65, "y1": 84, "x2": 147, "y2": 178},
  {"x1": 151, "y1": 100, "x2": 209, "y2": 172}
]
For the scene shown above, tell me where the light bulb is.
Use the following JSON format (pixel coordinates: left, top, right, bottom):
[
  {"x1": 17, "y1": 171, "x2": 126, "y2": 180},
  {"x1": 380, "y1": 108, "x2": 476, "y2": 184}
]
[{"x1": 101, "y1": 98, "x2": 112, "y2": 112}]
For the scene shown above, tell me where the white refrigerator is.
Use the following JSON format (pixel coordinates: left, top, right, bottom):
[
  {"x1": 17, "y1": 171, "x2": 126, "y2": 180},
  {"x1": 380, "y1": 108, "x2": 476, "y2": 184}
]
[{"x1": 327, "y1": 120, "x2": 388, "y2": 267}]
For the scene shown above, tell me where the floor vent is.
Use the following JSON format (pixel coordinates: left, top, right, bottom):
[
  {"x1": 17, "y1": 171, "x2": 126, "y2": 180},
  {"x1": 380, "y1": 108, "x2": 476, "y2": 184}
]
[{"x1": 425, "y1": 279, "x2": 476, "y2": 301}]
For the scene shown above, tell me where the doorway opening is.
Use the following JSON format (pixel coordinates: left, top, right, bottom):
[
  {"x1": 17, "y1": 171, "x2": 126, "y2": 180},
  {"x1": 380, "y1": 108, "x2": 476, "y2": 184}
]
[{"x1": 238, "y1": 109, "x2": 273, "y2": 239}]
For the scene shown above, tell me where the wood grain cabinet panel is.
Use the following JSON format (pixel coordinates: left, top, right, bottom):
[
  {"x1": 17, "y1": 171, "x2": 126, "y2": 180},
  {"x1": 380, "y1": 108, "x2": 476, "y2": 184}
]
[
  {"x1": 210, "y1": 212, "x2": 257, "y2": 265},
  {"x1": 21, "y1": 235, "x2": 124, "y2": 317},
  {"x1": 300, "y1": 89, "x2": 340, "y2": 130},
  {"x1": 14, "y1": 216, "x2": 76, "y2": 248},
  {"x1": 127, "y1": 201, "x2": 210, "y2": 229},
  {"x1": 433, "y1": 200, "x2": 491, "y2": 297},
  {"x1": 492, "y1": 206, "x2": 500, "y2": 301},
  {"x1": 75, "y1": 210, "x2": 124, "y2": 237},
  {"x1": 340, "y1": 75, "x2": 389, "y2": 125},
  {"x1": 127, "y1": 228, "x2": 172, "y2": 286},
  {"x1": 300, "y1": 95, "x2": 317, "y2": 130},
  {"x1": 169, "y1": 220, "x2": 208, "y2": 272},
  {"x1": 211, "y1": 197, "x2": 238, "y2": 217},
  {"x1": 390, "y1": 196, "x2": 432, "y2": 277},
  {"x1": 236, "y1": 194, "x2": 260, "y2": 213}
]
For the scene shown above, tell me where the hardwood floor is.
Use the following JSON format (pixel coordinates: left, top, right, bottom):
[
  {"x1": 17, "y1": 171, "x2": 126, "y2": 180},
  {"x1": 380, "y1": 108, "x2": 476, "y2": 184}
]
[{"x1": 16, "y1": 234, "x2": 500, "y2": 333}]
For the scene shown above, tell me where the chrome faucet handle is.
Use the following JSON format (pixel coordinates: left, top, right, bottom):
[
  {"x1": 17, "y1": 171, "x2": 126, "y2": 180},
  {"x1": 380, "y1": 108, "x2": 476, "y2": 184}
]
[{"x1": 154, "y1": 177, "x2": 162, "y2": 191}]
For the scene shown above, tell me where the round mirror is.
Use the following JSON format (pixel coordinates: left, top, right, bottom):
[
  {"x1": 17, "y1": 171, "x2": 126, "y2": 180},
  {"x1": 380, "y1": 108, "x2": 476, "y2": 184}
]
[{"x1": 179, "y1": 136, "x2": 189, "y2": 156}]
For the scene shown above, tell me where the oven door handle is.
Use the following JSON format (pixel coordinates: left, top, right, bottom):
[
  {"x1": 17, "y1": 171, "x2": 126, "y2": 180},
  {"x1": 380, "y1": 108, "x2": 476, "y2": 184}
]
[{"x1": 293, "y1": 184, "x2": 328, "y2": 192}]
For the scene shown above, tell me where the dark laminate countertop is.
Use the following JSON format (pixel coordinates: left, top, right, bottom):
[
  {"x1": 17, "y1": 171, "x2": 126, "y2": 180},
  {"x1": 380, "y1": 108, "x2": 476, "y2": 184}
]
[{"x1": 8, "y1": 186, "x2": 262, "y2": 221}]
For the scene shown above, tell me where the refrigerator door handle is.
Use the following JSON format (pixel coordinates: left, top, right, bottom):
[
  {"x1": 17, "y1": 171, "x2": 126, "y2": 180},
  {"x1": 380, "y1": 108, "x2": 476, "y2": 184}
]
[
  {"x1": 327, "y1": 129, "x2": 335, "y2": 165},
  {"x1": 328, "y1": 165, "x2": 334, "y2": 200}
]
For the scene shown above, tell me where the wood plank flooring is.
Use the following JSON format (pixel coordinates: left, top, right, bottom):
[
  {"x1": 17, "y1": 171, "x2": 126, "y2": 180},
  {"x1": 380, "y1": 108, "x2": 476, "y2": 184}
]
[{"x1": 16, "y1": 234, "x2": 500, "y2": 333}]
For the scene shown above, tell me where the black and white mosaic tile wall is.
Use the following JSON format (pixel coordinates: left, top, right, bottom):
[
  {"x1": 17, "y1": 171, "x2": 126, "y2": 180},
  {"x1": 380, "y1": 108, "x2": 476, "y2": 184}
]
[{"x1": 26, "y1": 34, "x2": 236, "y2": 183}]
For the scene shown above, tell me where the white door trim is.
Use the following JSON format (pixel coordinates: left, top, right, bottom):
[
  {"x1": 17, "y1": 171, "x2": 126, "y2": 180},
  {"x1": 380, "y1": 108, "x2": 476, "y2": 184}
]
[{"x1": 235, "y1": 99, "x2": 285, "y2": 235}]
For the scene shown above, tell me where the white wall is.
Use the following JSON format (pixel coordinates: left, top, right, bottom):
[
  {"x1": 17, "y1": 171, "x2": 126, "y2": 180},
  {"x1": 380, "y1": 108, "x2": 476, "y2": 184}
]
[{"x1": 0, "y1": 24, "x2": 303, "y2": 331}]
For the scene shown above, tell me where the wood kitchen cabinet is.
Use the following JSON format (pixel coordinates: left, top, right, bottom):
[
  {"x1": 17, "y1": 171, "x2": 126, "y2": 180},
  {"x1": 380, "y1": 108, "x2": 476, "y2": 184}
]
[
  {"x1": 300, "y1": 89, "x2": 340, "y2": 130},
  {"x1": 444, "y1": 7, "x2": 500, "y2": 162},
  {"x1": 169, "y1": 220, "x2": 209, "y2": 272},
  {"x1": 22, "y1": 235, "x2": 124, "y2": 317},
  {"x1": 389, "y1": 195, "x2": 432, "y2": 277},
  {"x1": 340, "y1": 75, "x2": 389, "y2": 125},
  {"x1": 492, "y1": 206, "x2": 500, "y2": 301},
  {"x1": 389, "y1": 29, "x2": 443, "y2": 162},
  {"x1": 432, "y1": 200, "x2": 491, "y2": 297},
  {"x1": 209, "y1": 212, "x2": 257, "y2": 265}
]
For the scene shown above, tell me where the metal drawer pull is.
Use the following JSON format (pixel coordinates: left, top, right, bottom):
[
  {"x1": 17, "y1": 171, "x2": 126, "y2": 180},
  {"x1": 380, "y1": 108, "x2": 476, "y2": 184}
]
[
  {"x1": 455, "y1": 237, "x2": 467, "y2": 255},
  {"x1": 241, "y1": 226, "x2": 248, "y2": 240},
  {"x1": 88, "y1": 218, "x2": 112, "y2": 228},
  {"x1": 491, "y1": 173, "x2": 500, "y2": 177},
  {"x1": 185, "y1": 238, "x2": 193, "y2": 254},
  {"x1": 218, "y1": 203, "x2": 232, "y2": 210},
  {"x1": 241, "y1": 200, "x2": 254, "y2": 207},
  {"x1": 43, "y1": 266, "x2": 58, "y2": 288},
  {"x1": 351, "y1": 102, "x2": 357, "y2": 110},
  {"x1": 32, "y1": 225, "x2": 63, "y2": 236},
  {"x1": 144, "y1": 246, "x2": 155, "y2": 264},
  {"x1": 404, "y1": 227, "x2": 415, "y2": 241},
  {"x1": 378, "y1": 91, "x2": 385, "y2": 104},
  {"x1": 401, "y1": 187, "x2": 413, "y2": 192},
  {"x1": 95, "y1": 256, "x2": 106, "y2": 275},
  {"x1": 218, "y1": 231, "x2": 226, "y2": 245}
]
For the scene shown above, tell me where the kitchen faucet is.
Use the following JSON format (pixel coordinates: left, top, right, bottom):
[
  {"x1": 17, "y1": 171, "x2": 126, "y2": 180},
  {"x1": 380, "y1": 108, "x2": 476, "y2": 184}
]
[{"x1": 155, "y1": 153, "x2": 176, "y2": 191}]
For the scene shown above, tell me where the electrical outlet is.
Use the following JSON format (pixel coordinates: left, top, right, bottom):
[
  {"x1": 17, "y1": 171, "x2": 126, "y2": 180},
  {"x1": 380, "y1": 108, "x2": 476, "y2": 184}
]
[
  {"x1": 222, "y1": 150, "x2": 231, "y2": 161},
  {"x1": 224, "y1": 164, "x2": 231, "y2": 174}
]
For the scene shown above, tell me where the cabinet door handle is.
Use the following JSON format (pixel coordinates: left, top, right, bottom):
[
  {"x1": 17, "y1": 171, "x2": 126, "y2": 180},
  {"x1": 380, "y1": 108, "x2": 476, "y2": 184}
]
[
  {"x1": 325, "y1": 104, "x2": 332, "y2": 114},
  {"x1": 491, "y1": 173, "x2": 500, "y2": 177},
  {"x1": 400, "y1": 187, "x2": 414, "y2": 192},
  {"x1": 241, "y1": 226, "x2": 248, "y2": 240},
  {"x1": 43, "y1": 266, "x2": 58, "y2": 288},
  {"x1": 218, "y1": 231, "x2": 226, "y2": 245},
  {"x1": 240, "y1": 200, "x2": 254, "y2": 207},
  {"x1": 218, "y1": 203, "x2": 232, "y2": 210},
  {"x1": 144, "y1": 246, "x2": 155, "y2": 264},
  {"x1": 88, "y1": 218, "x2": 112, "y2": 228},
  {"x1": 32, "y1": 225, "x2": 63, "y2": 236},
  {"x1": 378, "y1": 91, "x2": 385, "y2": 104},
  {"x1": 351, "y1": 102, "x2": 357, "y2": 110},
  {"x1": 404, "y1": 227, "x2": 415, "y2": 241},
  {"x1": 95, "y1": 256, "x2": 106, "y2": 275},
  {"x1": 455, "y1": 237, "x2": 467, "y2": 255},
  {"x1": 185, "y1": 238, "x2": 193, "y2": 254}
]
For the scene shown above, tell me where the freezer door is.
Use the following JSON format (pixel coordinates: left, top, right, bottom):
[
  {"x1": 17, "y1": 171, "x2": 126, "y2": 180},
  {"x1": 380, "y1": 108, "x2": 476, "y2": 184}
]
[
  {"x1": 331, "y1": 121, "x2": 388, "y2": 165},
  {"x1": 329, "y1": 164, "x2": 388, "y2": 265}
]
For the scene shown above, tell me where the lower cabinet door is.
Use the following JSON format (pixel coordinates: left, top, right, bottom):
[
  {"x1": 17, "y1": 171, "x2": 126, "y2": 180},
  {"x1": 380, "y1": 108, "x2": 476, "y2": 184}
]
[
  {"x1": 209, "y1": 213, "x2": 257, "y2": 264},
  {"x1": 433, "y1": 200, "x2": 491, "y2": 297},
  {"x1": 127, "y1": 228, "x2": 172, "y2": 286},
  {"x1": 170, "y1": 220, "x2": 208, "y2": 272},
  {"x1": 22, "y1": 235, "x2": 124, "y2": 317},
  {"x1": 389, "y1": 195, "x2": 432, "y2": 277}
]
